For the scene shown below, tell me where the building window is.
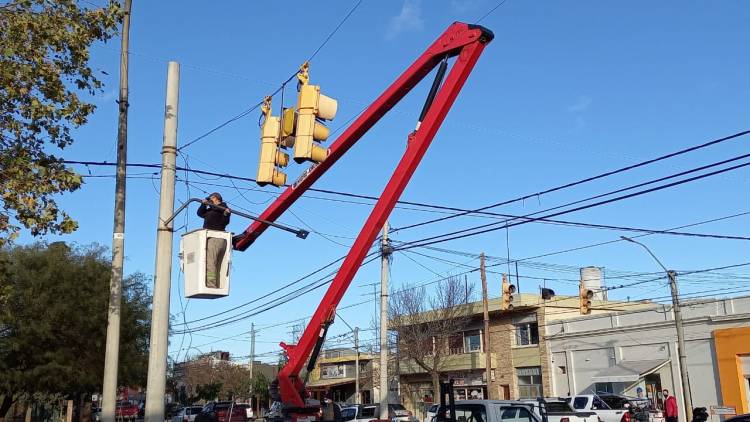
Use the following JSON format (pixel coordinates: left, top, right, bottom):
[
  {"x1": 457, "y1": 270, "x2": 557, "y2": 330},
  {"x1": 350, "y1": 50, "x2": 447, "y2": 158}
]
[
  {"x1": 320, "y1": 364, "x2": 346, "y2": 379},
  {"x1": 464, "y1": 330, "x2": 481, "y2": 352},
  {"x1": 595, "y1": 382, "x2": 613, "y2": 394},
  {"x1": 449, "y1": 333, "x2": 464, "y2": 355},
  {"x1": 515, "y1": 322, "x2": 539, "y2": 346},
  {"x1": 516, "y1": 366, "x2": 542, "y2": 399}
]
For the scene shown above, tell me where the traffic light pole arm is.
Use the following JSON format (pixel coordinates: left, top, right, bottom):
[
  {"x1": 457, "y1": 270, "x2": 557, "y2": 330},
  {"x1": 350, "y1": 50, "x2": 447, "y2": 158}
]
[
  {"x1": 233, "y1": 22, "x2": 493, "y2": 251},
  {"x1": 254, "y1": 23, "x2": 493, "y2": 409},
  {"x1": 163, "y1": 198, "x2": 309, "y2": 238}
]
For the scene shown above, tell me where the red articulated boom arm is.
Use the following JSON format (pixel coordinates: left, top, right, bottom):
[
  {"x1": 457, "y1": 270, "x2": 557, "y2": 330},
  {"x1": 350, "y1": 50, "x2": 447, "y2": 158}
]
[{"x1": 233, "y1": 22, "x2": 493, "y2": 412}]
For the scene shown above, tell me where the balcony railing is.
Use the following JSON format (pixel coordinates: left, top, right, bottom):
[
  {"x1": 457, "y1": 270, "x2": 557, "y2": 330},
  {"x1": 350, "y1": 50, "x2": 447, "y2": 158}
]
[{"x1": 399, "y1": 352, "x2": 497, "y2": 375}]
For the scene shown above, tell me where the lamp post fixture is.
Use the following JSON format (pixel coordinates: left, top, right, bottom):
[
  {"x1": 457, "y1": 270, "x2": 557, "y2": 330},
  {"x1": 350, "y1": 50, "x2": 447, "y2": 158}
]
[{"x1": 620, "y1": 236, "x2": 693, "y2": 417}]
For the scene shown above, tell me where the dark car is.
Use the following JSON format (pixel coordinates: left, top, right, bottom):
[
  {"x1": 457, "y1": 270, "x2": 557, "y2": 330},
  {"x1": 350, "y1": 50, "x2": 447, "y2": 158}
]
[
  {"x1": 726, "y1": 414, "x2": 750, "y2": 422},
  {"x1": 195, "y1": 402, "x2": 249, "y2": 422}
]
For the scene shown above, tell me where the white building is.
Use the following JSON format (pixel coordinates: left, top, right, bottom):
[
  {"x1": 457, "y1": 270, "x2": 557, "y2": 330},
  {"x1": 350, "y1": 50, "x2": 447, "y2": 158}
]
[{"x1": 545, "y1": 295, "x2": 750, "y2": 421}]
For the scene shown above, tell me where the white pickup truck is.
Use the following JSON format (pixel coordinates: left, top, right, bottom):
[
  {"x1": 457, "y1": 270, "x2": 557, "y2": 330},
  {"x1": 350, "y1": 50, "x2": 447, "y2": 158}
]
[
  {"x1": 521, "y1": 399, "x2": 599, "y2": 422},
  {"x1": 568, "y1": 395, "x2": 627, "y2": 422}
]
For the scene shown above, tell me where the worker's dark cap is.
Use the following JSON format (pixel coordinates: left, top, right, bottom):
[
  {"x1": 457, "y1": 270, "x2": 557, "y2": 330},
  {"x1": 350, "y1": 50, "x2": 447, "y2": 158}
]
[{"x1": 209, "y1": 192, "x2": 223, "y2": 201}]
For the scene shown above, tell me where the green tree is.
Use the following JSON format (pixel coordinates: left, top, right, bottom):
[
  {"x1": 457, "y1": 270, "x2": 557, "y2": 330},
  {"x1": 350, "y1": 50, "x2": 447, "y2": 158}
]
[
  {"x1": 0, "y1": 242, "x2": 151, "y2": 418},
  {"x1": 250, "y1": 373, "x2": 270, "y2": 410},
  {"x1": 195, "y1": 383, "x2": 222, "y2": 403},
  {"x1": 0, "y1": 0, "x2": 121, "y2": 246}
]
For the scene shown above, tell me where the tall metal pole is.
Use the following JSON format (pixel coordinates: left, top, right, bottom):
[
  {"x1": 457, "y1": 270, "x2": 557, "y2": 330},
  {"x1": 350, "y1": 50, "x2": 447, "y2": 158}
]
[
  {"x1": 620, "y1": 237, "x2": 693, "y2": 417},
  {"x1": 354, "y1": 327, "x2": 360, "y2": 404},
  {"x1": 379, "y1": 222, "x2": 391, "y2": 415},
  {"x1": 668, "y1": 270, "x2": 693, "y2": 418},
  {"x1": 479, "y1": 253, "x2": 492, "y2": 396},
  {"x1": 145, "y1": 61, "x2": 180, "y2": 422},
  {"x1": 101, "y1": 1, "x2": 132, "y2": 420}
]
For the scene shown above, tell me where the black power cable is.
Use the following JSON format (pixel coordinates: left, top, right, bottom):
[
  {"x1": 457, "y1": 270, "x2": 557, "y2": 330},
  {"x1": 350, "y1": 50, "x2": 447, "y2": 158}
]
[{"x1": 395, "y1": 158, "x2": 750, "y2": 251}]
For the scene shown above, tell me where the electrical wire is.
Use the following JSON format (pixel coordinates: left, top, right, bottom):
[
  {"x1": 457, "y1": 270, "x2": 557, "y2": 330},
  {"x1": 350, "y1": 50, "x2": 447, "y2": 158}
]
[
  {"x1": 394, "y1": 157, "x2": 750, "y2": 251},
  {"x1": 73, "y1": 161, "x2": 750, "y2": 243},
  {"x1": 475, "y1": 0, "x2": 510, "y2": 23},
  {"x1": 392, "y1": 129, "x2": 750, "y2": 233}
]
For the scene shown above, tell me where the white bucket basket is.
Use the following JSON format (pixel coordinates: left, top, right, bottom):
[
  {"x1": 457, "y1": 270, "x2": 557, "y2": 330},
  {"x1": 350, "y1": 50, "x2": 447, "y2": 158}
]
[{"x1": 180, "y1": 229, "x2": 232, "y2": 299}]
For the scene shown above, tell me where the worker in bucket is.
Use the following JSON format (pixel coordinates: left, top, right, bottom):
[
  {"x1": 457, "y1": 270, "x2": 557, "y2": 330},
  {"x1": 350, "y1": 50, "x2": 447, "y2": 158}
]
[{"x1": 197, "y1": 192, "x2": 230, "y2": 288}]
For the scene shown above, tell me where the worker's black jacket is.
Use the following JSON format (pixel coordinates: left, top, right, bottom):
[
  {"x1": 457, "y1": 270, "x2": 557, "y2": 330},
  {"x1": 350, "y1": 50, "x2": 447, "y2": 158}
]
[{"x1": 197, "y1": 202, "x2": 230, "y2": 231}]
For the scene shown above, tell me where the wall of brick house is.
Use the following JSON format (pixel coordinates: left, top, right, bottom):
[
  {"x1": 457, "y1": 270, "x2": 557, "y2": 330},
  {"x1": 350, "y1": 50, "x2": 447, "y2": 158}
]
[
  {"x1": 488, "y1": 315, "x2": 517, "y2": 399},
  {"x1": 537, "y1": 308, "x2": 553, "y2": 397}
]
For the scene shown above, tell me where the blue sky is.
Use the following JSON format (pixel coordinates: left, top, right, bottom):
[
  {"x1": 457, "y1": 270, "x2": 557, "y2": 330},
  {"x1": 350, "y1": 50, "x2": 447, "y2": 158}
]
[{"x1": 17, "y1": 0, "x2": 750, "y2": 365}]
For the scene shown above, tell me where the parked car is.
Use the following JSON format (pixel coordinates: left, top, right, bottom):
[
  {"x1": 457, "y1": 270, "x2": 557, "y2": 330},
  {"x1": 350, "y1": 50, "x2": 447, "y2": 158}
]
[
  {"x1": 568, "y1": 395, "x2": 627, "y2": 422},
  {"x1": 452, "y1": 400, "x2": 541, "y2": 422},
  {"x1": 726, "y1": 414, "x2": 750, "y2": 422},
  {"x1": 172, "y1": 406, "x2": 206, "y2": 422},
  {"x1": 340, "y1": 403, "x2": 418, "y2": 422},
  {"x1": 116, "y1": 401, "x2": 140, "y2": 420},
  {"x1": 424, "y1": 404, "x2": 439, "y2": 422},
  {"x1": 418, "y1": 400, "x2": 545, "y2": 422},
  {"x1": 520, "y1": 398, "x2": 598, "y2": 422},
  {"x1": 195, "y1": 401, "x2": 250, "y2": 422}
]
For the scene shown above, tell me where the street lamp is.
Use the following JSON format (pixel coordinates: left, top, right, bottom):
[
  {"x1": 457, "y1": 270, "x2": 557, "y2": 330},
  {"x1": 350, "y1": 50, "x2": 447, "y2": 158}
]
[{"x1": 620, "y1": 236, "x2": 693, "y2": 416}]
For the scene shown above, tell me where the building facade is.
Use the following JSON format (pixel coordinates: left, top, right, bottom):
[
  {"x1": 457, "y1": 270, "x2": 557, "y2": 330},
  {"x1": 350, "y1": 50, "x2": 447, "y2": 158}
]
[
  {"x1": 397, "y1": 293, "x2": 641, "y2": 419},
  {"x1": 307, "y1": 347, "x2": 374, "y2": 404},
  {"x1": 545, "y1": 295, "x2": 750, "y2": 421}
]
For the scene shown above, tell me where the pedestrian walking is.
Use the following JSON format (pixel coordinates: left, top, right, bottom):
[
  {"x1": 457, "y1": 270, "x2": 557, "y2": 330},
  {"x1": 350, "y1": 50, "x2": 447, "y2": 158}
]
[
  {"x1": 197, "y1": 192, "x2": 230, "y2": 288},
  {"x1": 663, "y1": 389, "x2": 678, "y2": 422}
]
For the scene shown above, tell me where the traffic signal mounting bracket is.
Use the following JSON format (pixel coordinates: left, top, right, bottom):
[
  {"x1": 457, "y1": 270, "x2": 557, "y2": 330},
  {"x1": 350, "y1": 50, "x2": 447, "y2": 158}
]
[{"x1": 234, "y1": 22, "x2": 493, "y2": 409}]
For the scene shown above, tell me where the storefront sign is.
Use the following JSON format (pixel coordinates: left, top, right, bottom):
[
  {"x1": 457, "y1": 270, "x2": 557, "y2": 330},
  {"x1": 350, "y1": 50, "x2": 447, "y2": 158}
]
[
  {"x1": 710, "y1": 406, "x2": 736, "y2": 416},
  {"x1": 517, "y1": 367, "x2": 541, "y2": 376}
]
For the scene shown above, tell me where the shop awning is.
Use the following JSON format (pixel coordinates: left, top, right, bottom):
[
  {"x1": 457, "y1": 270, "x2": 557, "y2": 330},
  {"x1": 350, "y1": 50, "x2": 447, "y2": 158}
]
[
  {"x1": 590, "y1": 359, "x2": 670, "y2": 383},
  {"x1": 306, "y1": 377, "x2": 355, "y2": 389}
]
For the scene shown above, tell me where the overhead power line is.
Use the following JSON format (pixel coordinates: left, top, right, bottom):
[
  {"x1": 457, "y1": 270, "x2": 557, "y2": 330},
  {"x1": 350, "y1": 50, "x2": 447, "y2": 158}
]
[
  {"x1": 177, "y1": 0, "x2": 364, "y2": 152},
  {"x1": 394, "y1": 156, "x2": 750, "y2": 251},
  {"x1": 393, "y1": 129, "x2": 750, "y2": 233}
]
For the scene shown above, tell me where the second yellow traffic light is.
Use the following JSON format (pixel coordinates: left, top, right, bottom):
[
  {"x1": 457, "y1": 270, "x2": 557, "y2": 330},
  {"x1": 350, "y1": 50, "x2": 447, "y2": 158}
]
[
  {"x1": 293, "y1": 62, "x2": 337, "y2": 164},
  {"x1": 501, "y1": 274, "x2": 516, "y2": 311},
  {"x1": 579, "y1": 283, "x2": 594, "y2": 314}
]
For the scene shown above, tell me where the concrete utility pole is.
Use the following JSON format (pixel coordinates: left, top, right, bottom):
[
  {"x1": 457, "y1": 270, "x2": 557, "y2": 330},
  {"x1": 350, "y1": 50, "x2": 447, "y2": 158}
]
[
  {"x1": 354, "y1": 327, "x2": 360, "y2": 404},
  {"x1": 479, "y1": 253, "x2": 492, "y2": 392},
  {"x1": 250, "y1": 323, "x2": 256, "y2": 379},
  {"x1": 620, "y1": 237, "x2": 693, "y2": 417},
  {"x1": 667, "y1": 270, "x2": 693, "y2": 417},
  {"x1": 379, "y1": 222, "x2": 391, "y2": 415},
  {"x1": 144, "y1": 61, "x2": 180, "y2": 422},
  {"x1": 250, "y1": 323, "x2": 255, "y2": 412},
  {"x1": 101, "y1": 0, "x2": 131, "y2": 420}
]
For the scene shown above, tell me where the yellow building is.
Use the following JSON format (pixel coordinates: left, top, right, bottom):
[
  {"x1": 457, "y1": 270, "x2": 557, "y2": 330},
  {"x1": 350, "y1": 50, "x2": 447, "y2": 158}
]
[{"x1": 713, "y1": 326, "x2": 750, "y2": 414}]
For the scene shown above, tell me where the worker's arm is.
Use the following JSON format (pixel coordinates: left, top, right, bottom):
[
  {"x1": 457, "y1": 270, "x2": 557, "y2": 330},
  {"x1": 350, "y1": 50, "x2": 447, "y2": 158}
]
[{"x1": 196, "y1": 202, "x2": 209, "y2": 218}]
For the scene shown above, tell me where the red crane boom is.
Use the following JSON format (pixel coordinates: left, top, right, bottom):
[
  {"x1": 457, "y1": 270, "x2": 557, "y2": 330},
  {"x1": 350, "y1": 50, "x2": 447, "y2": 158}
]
[{"x1": 233, "y1": 21, "x2": 493, "y2": 419}]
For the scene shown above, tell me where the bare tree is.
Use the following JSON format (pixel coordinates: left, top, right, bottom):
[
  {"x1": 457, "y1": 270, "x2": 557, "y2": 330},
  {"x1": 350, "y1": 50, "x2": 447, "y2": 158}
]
[{"x1": 389, "y1": 276, "x2": 474, "y2": 397}]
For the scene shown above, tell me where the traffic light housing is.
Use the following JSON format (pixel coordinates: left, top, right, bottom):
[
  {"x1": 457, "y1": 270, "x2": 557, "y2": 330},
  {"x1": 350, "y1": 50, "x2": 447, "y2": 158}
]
[
  {"x1": 293, "y1": 62, "x2": 337, "y2": 163},
  {"x1": 256, "y1": 97, "x2": 290, "y2": 187},
  {"x1": 501, "y1": 274, "x2": 516, "y2": 311},
  {"x1": 579, "y1": 283, "x2": 594, "y2": 314}
]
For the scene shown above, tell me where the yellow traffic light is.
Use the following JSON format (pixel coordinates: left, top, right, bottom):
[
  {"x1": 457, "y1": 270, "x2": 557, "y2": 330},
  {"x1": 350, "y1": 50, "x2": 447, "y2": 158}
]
[
  {"x1": 579, "y1": 283, "x2": 594, "y2": 314},
  {"x1": 256, "y1": 97, "x2": 289, "y2": 187},
  {"x1": 293, "y1": 62, "x2": 337, "y2": 163},
  {"x1": 501, "y1": 274, "x2": 516, "y2": 311}
]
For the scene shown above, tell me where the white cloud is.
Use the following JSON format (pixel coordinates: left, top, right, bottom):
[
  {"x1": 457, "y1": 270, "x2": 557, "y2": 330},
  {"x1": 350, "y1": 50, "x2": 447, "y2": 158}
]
[
  {"x1": 450, "y1": 0, "x2": 480, "y2": 13},
  {"x1": 386, "y1": 0, "x2": 424, "y2": 40},
  {"x1": 97, "y1": 89, "x2": 117, "y2": 104},
  {"x1": 567, "y1": 95, "x2": 592, "y2": 113}
]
